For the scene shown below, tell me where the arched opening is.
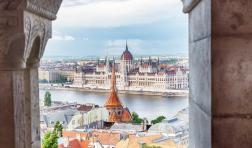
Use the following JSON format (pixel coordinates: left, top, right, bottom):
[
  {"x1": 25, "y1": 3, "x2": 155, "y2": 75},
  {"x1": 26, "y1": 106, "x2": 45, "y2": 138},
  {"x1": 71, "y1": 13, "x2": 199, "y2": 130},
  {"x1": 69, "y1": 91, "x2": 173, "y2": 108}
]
[
  {"x1": 39, "y1": 1, "x2": 189, "y2": 148},
  {"x1": 25, "y1": 36, "x2": 42, "y2": 148},
  {"x1": 27, "y1": 37, "x2": 41, "y2": 68},
  {"x1": 0, "y1": 0, "x2": 250, "y2": 148}
]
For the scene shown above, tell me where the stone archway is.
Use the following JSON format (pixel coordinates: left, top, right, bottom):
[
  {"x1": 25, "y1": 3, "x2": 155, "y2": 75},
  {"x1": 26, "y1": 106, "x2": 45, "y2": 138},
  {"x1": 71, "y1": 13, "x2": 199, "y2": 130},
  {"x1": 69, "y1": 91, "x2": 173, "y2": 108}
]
[
  {"x1": 0, "y1": 0, "x2": 251, "y2": 148},
  {"x1": 0, "y1": 0, "x2": 62, "y2": 147},
  {"x1": 182, "y1": 0, "x2": 252, "y2": 148}
]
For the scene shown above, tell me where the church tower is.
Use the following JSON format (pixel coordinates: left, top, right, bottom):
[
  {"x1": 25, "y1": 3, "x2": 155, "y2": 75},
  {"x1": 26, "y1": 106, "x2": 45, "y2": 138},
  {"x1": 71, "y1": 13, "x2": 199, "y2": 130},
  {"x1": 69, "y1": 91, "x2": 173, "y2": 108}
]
[
  {"x1": 120, "y1": 41, "x2": 132, "y2": 88},
  {"x1": 104, "y1": 63, "x2": 132, "y2": 123}
]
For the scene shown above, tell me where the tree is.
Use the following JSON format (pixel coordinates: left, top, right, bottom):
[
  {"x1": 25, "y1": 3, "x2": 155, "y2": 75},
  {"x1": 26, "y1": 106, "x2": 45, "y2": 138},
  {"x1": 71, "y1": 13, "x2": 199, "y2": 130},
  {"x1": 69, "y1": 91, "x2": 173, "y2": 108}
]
[
  {"x1": 132, "y1": 112, "x2": 143, "y2": 124},
  {"x1": 42, "y1": 121, "x2": 63, "y2": 148},
  {"x1": 42, "y1": 131, "x2": 58, "y2": 148},
  {"x1": 39, "y1": 79, "x2": 48, "y2": 83},
  {"x1": 54, "y1": 121, "x2": 63, "y2": 137},
  {"x1": 59, "y1": 75, "x2": 68, "y2": 83},
  {"x1": 44, "y1": 91, "x2": 52, "y2": 106},
  {"x1": 151, "y1": 116, "x2": 166, "y2": 124}
]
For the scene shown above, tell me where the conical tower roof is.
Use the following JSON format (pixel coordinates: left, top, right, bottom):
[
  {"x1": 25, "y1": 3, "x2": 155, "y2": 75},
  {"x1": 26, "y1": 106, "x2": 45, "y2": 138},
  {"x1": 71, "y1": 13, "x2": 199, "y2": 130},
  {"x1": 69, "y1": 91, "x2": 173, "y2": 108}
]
[
  {"x1": 121, "y1": 40, "x2": 133, "y2": 61},
  {"x1": 104, "y1": 64, "x2": 123, "y2": 108}
]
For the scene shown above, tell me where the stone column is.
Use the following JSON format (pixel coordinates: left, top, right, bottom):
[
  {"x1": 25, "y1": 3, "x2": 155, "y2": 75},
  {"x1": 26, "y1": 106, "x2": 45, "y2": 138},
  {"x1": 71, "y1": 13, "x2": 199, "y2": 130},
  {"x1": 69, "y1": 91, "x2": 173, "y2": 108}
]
[
  {"x1": 182, "y1": 0, "x2": 252, "y2": 148},
  {"x1": 0, "y1": 1, "x2": 62, "y2": 148}
]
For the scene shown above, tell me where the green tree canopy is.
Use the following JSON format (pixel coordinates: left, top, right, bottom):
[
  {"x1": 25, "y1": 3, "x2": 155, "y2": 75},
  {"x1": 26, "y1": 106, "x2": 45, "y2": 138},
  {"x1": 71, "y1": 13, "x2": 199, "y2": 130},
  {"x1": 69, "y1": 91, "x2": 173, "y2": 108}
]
[
  {"x1": 54, "y1": 121, "x2": 63, "y2": 137},
  {"x1": 42, "y1": 121, "x2": 63, "y2": 148},
  {"x1": 50, "y1": 75, "x2": 68, "y2": 84},
  {"x1": 42, "y1": 131, "x2": 58, "y2": 148},
  {"x1": 132, "y1": 112, "x2": 143, "y2": 124},
  {"x1": 151, "y1": 116, "x2": 166, "y2": 124},
  {"x1": 44, "y1": 91, "x2": 52, "y2": 107}
]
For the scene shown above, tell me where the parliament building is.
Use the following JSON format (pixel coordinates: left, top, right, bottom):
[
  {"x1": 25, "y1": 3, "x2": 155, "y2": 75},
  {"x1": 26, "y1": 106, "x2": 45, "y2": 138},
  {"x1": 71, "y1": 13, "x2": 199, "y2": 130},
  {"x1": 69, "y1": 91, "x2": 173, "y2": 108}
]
[{"x1": 73, "y1": 42, "x2": 189, "y2": 92}]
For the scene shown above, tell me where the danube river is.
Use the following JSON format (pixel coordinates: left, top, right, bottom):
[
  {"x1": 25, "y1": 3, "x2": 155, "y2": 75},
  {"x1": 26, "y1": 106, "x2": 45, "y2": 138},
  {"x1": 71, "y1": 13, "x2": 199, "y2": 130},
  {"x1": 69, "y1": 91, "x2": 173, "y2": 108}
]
[{"x1": 39, "y1": 89, "x2": 188, "y2": 120}]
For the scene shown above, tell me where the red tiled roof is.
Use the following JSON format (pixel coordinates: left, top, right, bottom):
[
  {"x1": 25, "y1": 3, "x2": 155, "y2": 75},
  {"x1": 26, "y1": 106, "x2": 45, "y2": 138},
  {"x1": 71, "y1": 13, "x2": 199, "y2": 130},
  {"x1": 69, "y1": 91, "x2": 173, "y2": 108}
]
[
  {"x1": 121, "y1": 108, "x2": 133, "y2": 122},
  {"x1": 77, "y1": 105, "x2": 93, "y2": 112},
  {"x1": 121, "y1": 50, "x2": 133, "y2": 61},
  {"x1": 105, "y1": 64, "x2": 132, "y2": 123},
  {"x1": 68, "y1": 139, "x2": 89, "y2": 148},
  {"x1": 104, "y1": 64, "x2": 123, "y2": 108},
  {"x1": 105, "y1": 88, "x2": 123, "y2": 108},
  {"x1": 121, "y1": 42, "x2": 133, "y2": 61},
  {"x1": 109, "y1": 112, "x2": 121, "y2": 122},
  {"x1": 92, "y1": 131, "x2": 121, "y2": 146},
  {"x1": 63, "y1": 131, "x2": 88, "y2": 139}
]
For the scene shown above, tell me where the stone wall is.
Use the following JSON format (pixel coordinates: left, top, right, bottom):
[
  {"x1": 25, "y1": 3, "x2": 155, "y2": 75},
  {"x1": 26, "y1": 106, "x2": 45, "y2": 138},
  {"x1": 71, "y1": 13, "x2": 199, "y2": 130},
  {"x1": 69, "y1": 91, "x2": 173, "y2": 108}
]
[
  {"x1": 211, "y1": 0, "x2": 252, "y2": 147},
  {"x1": 0, "y1": 1, "x2": 62, "y2": 148},
  {"x1": 183, "y1": 0, "x2": 252, "y2": 147},
  {"x1": 187, "y1": 0, "x2": 212, "y2": 147}
]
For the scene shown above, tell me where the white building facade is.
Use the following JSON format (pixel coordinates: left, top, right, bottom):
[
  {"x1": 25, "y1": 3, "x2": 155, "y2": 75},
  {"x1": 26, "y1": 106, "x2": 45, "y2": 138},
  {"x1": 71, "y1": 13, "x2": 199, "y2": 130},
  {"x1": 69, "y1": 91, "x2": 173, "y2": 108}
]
[{"x1": 73, "y1": 42, "x2": 189, "y2": 92}]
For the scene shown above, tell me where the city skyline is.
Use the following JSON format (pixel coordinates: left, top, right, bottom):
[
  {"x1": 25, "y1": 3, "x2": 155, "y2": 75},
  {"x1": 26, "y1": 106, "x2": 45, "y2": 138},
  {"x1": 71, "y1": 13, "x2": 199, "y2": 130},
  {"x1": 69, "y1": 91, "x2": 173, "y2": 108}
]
[{"x1": 44, "y1": 0, "x2": 188, "y2": 57}]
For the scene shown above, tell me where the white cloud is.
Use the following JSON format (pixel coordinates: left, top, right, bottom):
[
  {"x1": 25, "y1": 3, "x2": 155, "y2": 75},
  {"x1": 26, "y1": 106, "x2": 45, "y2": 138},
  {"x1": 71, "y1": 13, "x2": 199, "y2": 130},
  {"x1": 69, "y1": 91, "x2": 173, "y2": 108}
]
[
  {"x1": 50, "y1": 31, "x2": 89, "y2": 41},
  {"x1": 82, "y1": 37, "x2": 89, "y2": 41},
  {"x1": 51, "y1": 35, "x2": 75, "y2": 41},
  {"x1": 107, "y1": 39, "x2": 143, "y2": 47},
  {"x1": 54, "y1": 0, "x2": 184, "y2": 28},
  {"x1": 105, "y1": 39, "x2": 144, "y2": 55}
]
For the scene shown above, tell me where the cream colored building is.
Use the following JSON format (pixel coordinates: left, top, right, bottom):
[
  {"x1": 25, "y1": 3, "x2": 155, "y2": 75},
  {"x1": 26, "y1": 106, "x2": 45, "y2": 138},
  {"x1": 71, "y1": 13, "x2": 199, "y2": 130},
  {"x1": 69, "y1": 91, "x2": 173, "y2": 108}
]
[
  {"x1": 73, "y1": 42, "x2": 189, "y2": 92},
  {"x1": 39, "y1": 69, "x2": 76, "y2": 82},
  {"x1": 39, "y1": 70, "x2": 61, "y2": 82},
  {"x1": 67, "y1": 107, "x2": 109, "y2": 130}
]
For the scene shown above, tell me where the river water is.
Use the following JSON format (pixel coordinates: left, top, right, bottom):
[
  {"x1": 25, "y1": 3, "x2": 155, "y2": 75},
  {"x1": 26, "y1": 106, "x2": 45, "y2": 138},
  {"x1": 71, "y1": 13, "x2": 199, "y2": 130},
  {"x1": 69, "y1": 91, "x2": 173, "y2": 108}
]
[{"x1": 39, "y1": 89, "x2": 188, "y2": 120}]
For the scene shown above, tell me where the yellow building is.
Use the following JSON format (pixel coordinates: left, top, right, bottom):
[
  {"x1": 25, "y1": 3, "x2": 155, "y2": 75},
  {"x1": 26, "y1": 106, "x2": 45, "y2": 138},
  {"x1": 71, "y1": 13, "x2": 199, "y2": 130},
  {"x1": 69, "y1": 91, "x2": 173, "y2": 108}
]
[{"x1": 116, "y1": 134, "x2": 187, "y2": 148}]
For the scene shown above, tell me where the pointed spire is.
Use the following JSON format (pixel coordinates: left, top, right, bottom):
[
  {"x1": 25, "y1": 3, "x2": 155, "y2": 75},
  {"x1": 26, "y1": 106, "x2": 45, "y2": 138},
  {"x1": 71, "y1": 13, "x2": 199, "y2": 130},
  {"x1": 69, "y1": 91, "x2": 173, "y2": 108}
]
[
  {"x1": 111, "y1": 62, "x2": 116, "y2": 89},
  {"x1": 105, "y1": 48, "x2": 109, "y2": 67},
  {"x1": 148, "y1": 56, "x2": 152, "y2": 65},
  {"x1": 104, "y1": 61, "x2": 123, "y2": 109},
  {"x1": 126, "y1": 40, "x2": 128, "y2": 51},
  {"x1": 113, "y1": 56, "x2": 115, "y2": 64}
]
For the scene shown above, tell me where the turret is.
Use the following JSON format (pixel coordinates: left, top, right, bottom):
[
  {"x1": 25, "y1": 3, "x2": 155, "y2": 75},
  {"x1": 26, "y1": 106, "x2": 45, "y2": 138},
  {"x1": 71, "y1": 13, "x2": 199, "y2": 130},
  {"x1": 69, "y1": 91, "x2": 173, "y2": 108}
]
[
  {"x1": 140, "y1": 57, "x2": 143, "y2": 66},
  {"x1": 148, "y1": 56, "x2": 152, "y2": 65}
]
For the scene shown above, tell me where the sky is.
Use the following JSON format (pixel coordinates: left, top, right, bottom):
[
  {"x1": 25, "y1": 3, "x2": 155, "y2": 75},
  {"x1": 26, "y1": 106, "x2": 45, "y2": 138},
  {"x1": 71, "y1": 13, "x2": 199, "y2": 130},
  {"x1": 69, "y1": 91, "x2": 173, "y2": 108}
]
[{"x1": 44, "y1": 0, "x2": 188, "y2": 57}]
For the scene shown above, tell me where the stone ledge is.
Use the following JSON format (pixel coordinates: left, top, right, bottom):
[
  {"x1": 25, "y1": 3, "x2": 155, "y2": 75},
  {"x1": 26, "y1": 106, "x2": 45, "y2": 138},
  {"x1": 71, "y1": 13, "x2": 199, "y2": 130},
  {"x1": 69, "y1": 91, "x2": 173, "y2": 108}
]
[
  {"x1": 26, "y1": 0, "x2": 62, "y2": 20},
  {"x1": 181, "y1": 0, "x2": 201, "y2": 13}
]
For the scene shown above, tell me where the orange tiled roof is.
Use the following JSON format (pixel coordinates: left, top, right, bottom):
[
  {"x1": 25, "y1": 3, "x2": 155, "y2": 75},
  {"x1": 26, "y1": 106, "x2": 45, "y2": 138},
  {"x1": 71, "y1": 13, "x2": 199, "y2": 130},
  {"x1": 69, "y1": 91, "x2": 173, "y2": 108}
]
[
  {"x1": 105, "y1": 64, "x2": 132, "y2": 123},
  {"x1": 92, "y1": 131, "x2": 121, "y2": 146},
  {"x1": 109, "y1": 112, "x2": 121, "y2": 122},
  {"x1": 63, "y1": 131, "x2": 88, "y2": 139},
  {"x1": 68, "y1": 139, "x2": 89, "y2": 148},
  {"x1": 104, "y1": 64, "x2": 123, "y2": 108},
  {"x1": 121, "y1": 41, "x2": 133, "y2": 61},
  {"x1": 105, "y1": 89, "x2": 123, "y2": 108},
  {"x1": 121, "y1": 108, "x2": 133, "y2": 122},
  {"x1": 116, "y1": 134, "x2": 187, "y2": 148},
  {"x1": 68, "y1": 139, "x2": 82, "y2": 148}
]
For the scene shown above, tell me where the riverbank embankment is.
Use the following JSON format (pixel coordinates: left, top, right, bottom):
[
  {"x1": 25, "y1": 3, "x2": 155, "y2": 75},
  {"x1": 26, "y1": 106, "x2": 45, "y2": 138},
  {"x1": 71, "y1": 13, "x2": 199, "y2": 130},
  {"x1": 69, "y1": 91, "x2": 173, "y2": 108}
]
[{"x1": 39, "y1": 84, "x2": 188, "y2": 97}]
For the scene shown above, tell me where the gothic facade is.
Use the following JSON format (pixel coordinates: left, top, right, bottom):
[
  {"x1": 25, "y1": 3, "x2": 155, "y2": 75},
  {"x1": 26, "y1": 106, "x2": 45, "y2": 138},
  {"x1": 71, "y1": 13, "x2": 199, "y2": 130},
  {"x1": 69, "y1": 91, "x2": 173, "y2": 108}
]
[{"x1": 73, "y1": 42, "x2": 189, "y2": 92}]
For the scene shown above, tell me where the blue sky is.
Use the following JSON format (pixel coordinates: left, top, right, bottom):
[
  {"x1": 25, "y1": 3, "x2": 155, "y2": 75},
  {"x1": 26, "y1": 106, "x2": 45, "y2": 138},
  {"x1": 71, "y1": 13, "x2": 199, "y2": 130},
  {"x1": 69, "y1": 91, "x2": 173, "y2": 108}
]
[{"x1": 44, "y1": 0, "x2": 188, "y2": 57}]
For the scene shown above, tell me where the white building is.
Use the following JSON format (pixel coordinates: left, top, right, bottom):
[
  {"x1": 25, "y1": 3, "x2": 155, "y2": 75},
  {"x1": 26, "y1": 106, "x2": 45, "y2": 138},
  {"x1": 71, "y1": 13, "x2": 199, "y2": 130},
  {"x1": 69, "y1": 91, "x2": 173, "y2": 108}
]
[
  {"x1": 67, "y1": 107, "x2": 109, "y2": 130},
  {"x1": 39, "y1": 70, "x2": 61, "y2": 82},
  {"x1": 148, "y1": 108, "x2": 189, "y2": 145},
  {"x1": 73, "y1": 42, "x2": 189, "y2": 92}
]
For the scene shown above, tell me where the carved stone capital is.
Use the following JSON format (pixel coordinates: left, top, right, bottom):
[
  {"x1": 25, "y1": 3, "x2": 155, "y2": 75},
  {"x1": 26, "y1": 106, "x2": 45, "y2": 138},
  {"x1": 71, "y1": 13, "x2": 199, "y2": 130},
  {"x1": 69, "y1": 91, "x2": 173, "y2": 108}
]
[
  {"x1": 0, "y1": 0, "x2": 62, "y2": 70},
  {"x1": 25, "y1": 0, "x2": 63, "y2": 20},
  {"x1": 181, "y1": 0, "x2": 201, "y2": 13}
]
